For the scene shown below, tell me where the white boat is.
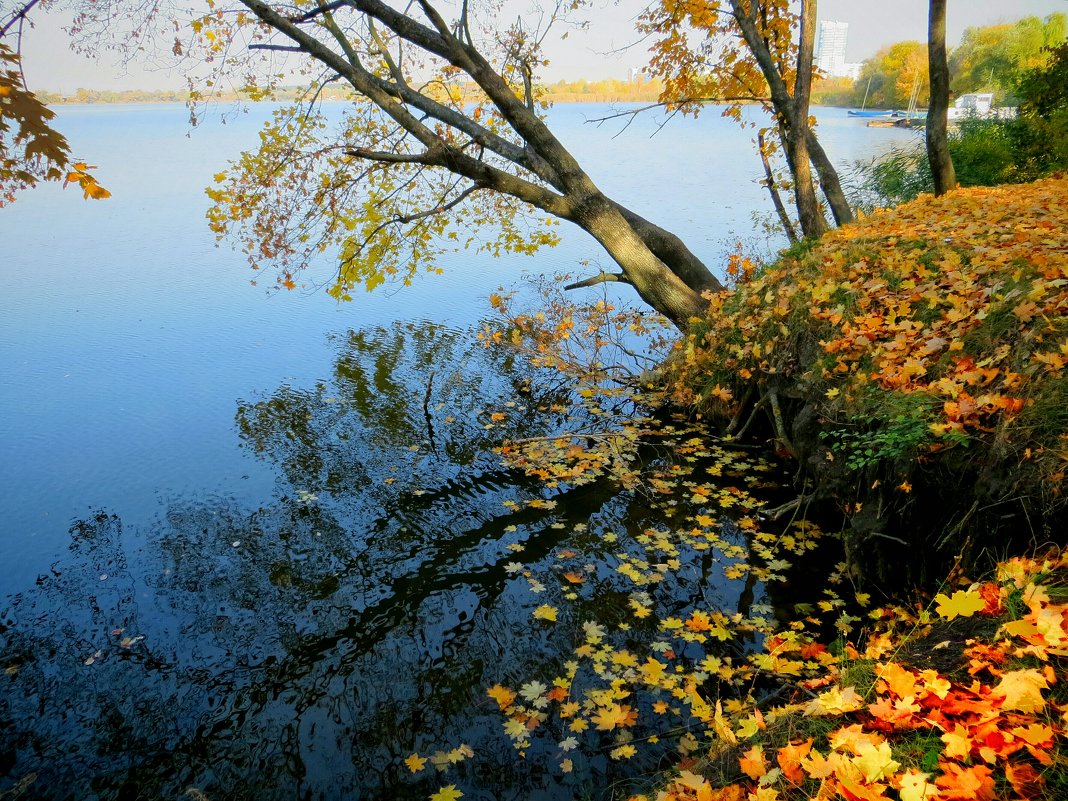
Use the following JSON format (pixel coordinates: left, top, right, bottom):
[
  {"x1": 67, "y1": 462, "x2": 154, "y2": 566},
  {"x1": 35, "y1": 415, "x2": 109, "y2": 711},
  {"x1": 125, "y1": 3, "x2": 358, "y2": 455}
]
[{"x1": 947, "y1": 92, "x2": 1015, "y2": 120}]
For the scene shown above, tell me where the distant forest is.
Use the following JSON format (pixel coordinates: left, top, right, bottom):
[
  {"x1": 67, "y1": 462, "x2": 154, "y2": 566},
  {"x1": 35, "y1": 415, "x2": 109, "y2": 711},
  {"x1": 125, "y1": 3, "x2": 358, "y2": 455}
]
[{"x1": 37, "y1": 77, "x2": 668, "y2": 106}]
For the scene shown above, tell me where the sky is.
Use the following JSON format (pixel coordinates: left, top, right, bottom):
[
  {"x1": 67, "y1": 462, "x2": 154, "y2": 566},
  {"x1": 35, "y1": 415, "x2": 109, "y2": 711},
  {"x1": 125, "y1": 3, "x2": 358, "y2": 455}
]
[{"x1": 11, "y1": 0, "x2": 1068, "y2": 91}]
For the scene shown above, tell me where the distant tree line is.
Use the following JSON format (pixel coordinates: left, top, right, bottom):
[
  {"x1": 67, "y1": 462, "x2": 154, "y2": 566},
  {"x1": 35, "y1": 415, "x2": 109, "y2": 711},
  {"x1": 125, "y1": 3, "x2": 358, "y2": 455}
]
[
  {"x1": 857, "y1": 40, "x2": 1068, "y2": 205},
  {"x1": 37, "y1": 77, "x2": 666, "y2": 106},
  {"x1": 35, "y1": 84, "x2": 360, "y2": 104},
  {"x1": 813, "y1": 13, "x2": 1066, "y2": 109}
]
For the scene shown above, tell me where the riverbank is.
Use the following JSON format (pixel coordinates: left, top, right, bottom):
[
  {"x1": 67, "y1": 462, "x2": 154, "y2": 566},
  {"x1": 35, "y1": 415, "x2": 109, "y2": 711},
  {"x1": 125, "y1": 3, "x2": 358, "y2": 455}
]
[
  {"x1": 666, "y1": 176, "x2": 1068, "y2": 582},
  {"x1": 476, "y1": 178, "x2": 1067, "y2": 801}
]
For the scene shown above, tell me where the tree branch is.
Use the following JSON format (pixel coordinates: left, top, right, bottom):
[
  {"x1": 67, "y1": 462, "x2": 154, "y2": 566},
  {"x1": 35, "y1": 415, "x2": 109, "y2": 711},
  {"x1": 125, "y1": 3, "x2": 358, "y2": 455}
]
[
  {"x1": 345, "y1": 147, "x2": 433, "y2": 164},
  {"x1": 287, "y1": 0, "x2": 351, "y2": 24},
  {"x1": 238, "y1": 0, "x2": 574, "y2": 217},
  {"x1": 564, "y1": 271, "x2": 629, "y2": 290},
  {"x1": 0, "y1": 0, "x2": 41, "y2": 38},
  {"x1": 248, "y1": 43, "x2": 305, "y2": 52}
]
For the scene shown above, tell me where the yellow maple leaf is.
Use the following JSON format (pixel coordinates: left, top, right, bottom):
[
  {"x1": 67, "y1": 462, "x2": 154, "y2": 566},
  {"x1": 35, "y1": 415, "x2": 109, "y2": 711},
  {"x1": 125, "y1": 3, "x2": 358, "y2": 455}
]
[
  {"x1": 933, "y1": 588, "x2": 985, "y2": 620},
  {"x1": 404, "y1": 753, "x2": 427, "y2": 773},
  {"x1": 852, "y1": 739, "x2": 900, "y2": 783},
  {"x1": 430, "y1": 785, "x2": 463, "y2": 801},
  {"x1": 897, "y1": 770, "x2": 938, "y2": 801},
  {"x1": 751, "y1": 786, "x2": 780, "y2": 801},
  {"x1": 994, "y1": 668, "x2": 1048, "y2": 713},
  {"x1": 1010, "y1": 723, "x2": 1054, "y2": 746},
  {"x1": 940, "y1": 723, "x2": 972, "y2": 760},
  {"x1": 713, "y1": 699, "x2": 738, "y2": 744},
  {"x1": 568, "y1": 717, "x2": 589, "y2": 733},
  {"x1": 532, "y1": 605, "x2": 558, "y2": 622},
  {"x1": 591, "y1": 703, "x2": 637, "y2": 731},
  {"x1": 803, "y1": 685, "x2": 865, "y2": 716}
]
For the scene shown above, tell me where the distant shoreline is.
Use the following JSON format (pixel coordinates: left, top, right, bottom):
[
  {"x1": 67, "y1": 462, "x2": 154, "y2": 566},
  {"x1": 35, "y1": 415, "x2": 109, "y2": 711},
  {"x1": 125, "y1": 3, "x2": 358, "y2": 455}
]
[
  {"x1": 36, "y1": 81, "x2": 669, "y2": 107},
  {"x1": 36, "y1": 78, "x2": 858, "y2": 108}
]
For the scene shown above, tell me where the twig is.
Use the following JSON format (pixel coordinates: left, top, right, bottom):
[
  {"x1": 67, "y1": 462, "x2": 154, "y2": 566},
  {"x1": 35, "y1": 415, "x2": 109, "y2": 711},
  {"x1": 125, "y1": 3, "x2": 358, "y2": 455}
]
[
  {"x1": 767, "y1": 389, "x2": 796, "y2": 456},
  {"x1": 866, "y1": 531, "x2": 910, "y2": 547},
  {"x1": 763, "y1": 493, "x2": 814, "y2": 520},
  {"x1": 733, "y1": 394, "x2": 768, "y2": 440},
  {"x1": 726, "y1": 382, "x2": 757, "y2": 434},
  {"x1": 248, "y1": 43, "x2": 305, "y2": 52},
  {"x1": 0, "y1": 0, "x2": 41, "y2": 38}
]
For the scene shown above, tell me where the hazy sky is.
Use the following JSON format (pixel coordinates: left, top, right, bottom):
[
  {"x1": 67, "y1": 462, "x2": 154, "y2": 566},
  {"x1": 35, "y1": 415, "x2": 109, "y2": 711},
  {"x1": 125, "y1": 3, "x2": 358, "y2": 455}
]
[{"x1": 13, "y1": 0, "x2": 1068, "y2": 91}]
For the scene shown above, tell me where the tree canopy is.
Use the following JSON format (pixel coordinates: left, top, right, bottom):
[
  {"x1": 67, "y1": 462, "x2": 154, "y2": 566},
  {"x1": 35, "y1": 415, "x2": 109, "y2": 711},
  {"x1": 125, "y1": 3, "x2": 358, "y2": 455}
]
[
  {"x1": 950, "y1": 12, "x2": 1066, "y2": 101},
  {"x1": 0, "y1": 0, "x2": 863, "y2": 325}
]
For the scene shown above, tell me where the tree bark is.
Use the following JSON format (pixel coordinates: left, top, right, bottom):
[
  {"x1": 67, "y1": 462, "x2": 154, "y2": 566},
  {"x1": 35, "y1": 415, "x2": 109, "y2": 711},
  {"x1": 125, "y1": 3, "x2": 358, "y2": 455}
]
[
  {"x1": 926, "y1": 0, "x2": 957, "y2": 195},
  {"x1": 787, "y1": 0, "x2": 827, "y2": 238},
  {"x1": 575, "y1": 196, "x2": 711, "y2": 327},
  {"x1": 807, "y1": 130, "x2": 855, "y2": 226}
]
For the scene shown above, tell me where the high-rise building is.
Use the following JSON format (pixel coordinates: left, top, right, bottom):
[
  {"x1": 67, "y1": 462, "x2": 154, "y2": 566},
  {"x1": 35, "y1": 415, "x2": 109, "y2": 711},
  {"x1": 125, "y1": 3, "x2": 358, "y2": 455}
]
[{"x1": 814, "y1": 20, "x2": 849, "y2": 77}]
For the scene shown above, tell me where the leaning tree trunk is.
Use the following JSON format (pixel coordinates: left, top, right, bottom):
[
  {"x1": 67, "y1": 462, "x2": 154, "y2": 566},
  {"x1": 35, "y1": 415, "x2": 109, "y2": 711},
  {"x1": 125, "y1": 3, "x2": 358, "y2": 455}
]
[
  {"x1": 233, "y1": 0, "x2": 729, "y2": 331},
  {"x1": 574, "y1": 196, "x2": 713, "y2": 327},
  {"x1": 926, "y1": 0, "x2": 957, "y2": 195},
  {"x1": 807, "y1": 131, "x2": 855, "y2": 226}
]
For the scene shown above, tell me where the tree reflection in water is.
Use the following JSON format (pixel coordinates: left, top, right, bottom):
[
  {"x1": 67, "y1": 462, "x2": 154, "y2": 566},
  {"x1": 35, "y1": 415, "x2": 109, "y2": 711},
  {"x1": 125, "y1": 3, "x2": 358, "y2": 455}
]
[{"x1": 0, "y1": 321, "x2": 761, "y2": 801}]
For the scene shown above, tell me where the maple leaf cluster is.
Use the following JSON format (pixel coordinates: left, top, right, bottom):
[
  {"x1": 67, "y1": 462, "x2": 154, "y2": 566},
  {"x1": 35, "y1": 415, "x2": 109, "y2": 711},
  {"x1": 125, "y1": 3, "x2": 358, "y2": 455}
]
[
  {"x1": 474, "y1": 441, "x2": 1065, "y2": 801},
  {"x1": 1, "y1": 43, "x2": 109, "y2": 205},
  {"x1": 627, "y1": 549, "x2": 1067, "y2": 801}
]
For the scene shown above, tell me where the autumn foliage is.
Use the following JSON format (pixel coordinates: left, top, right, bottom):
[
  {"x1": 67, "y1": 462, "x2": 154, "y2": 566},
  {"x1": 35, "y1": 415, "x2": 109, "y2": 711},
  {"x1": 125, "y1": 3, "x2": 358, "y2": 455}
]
[
  {"x1": 669, "y1": 177, "x2": 1068, "y2": 517},
  {"x1": 641, "y1": 551, "x2": 1068, "y2": 801},
  {"x1": 0, "y1": 43, "x2": 109, "y2": 205}
]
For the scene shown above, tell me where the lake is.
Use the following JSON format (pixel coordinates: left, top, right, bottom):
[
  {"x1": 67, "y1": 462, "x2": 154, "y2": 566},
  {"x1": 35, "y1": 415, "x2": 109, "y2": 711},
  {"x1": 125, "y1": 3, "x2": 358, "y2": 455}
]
[{"x1": 0, "y1": 102, "x2": 914, "y2": 799}]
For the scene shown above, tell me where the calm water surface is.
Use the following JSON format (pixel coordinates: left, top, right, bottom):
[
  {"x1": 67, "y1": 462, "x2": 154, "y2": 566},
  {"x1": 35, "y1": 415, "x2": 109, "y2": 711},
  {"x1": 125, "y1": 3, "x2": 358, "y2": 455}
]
[{"x1": 0, "y1": 103, "x2": 913, "y2": 799}]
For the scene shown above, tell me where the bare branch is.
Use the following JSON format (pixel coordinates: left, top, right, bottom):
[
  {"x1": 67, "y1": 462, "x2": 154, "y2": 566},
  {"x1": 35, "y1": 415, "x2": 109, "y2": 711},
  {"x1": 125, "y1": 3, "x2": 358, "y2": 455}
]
[
  {"x1": 287, "y1": 0, "x2": 351, "y2": 24},
  {"x1": 392, "y1": 184, "x2": 480, "y2": 224},
  {"x1": 248, "y1": 43, "x2": 305, "y2": 52},
  {"x1": 0, "y1": 0, "x2": 41, "y2": 38},
  {"x1": 345, "y1": 147, "x2": 433, "y2": 164}
]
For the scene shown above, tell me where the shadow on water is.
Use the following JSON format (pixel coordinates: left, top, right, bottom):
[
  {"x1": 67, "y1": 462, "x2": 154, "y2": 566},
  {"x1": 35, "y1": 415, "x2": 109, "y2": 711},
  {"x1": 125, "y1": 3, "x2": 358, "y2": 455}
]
[{"x1": 0, "y1": 321, "x2": 801, "y2": 801}]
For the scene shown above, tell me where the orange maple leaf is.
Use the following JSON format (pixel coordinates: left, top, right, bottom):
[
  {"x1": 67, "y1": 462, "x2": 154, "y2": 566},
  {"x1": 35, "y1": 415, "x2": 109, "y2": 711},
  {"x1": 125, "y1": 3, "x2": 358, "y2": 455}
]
[
  {"x1": 591, "y1": 703, "x2": 637, "y2": 731},
  {"x1": 486, "y1": 684, "x2": 516, "y2": 710},
  {"x1": 1005, "y1": 761, "x2": 1045, "y2": 799},
  {"x1": 738, "y1": 744, "x2": 768, "y2": 780},
  {"x1": 776, "y1": 738, "x2": 813, "y2": 784},
  {"x1": 934, "y1": 762, "x2": 995, "y2": 801}
]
